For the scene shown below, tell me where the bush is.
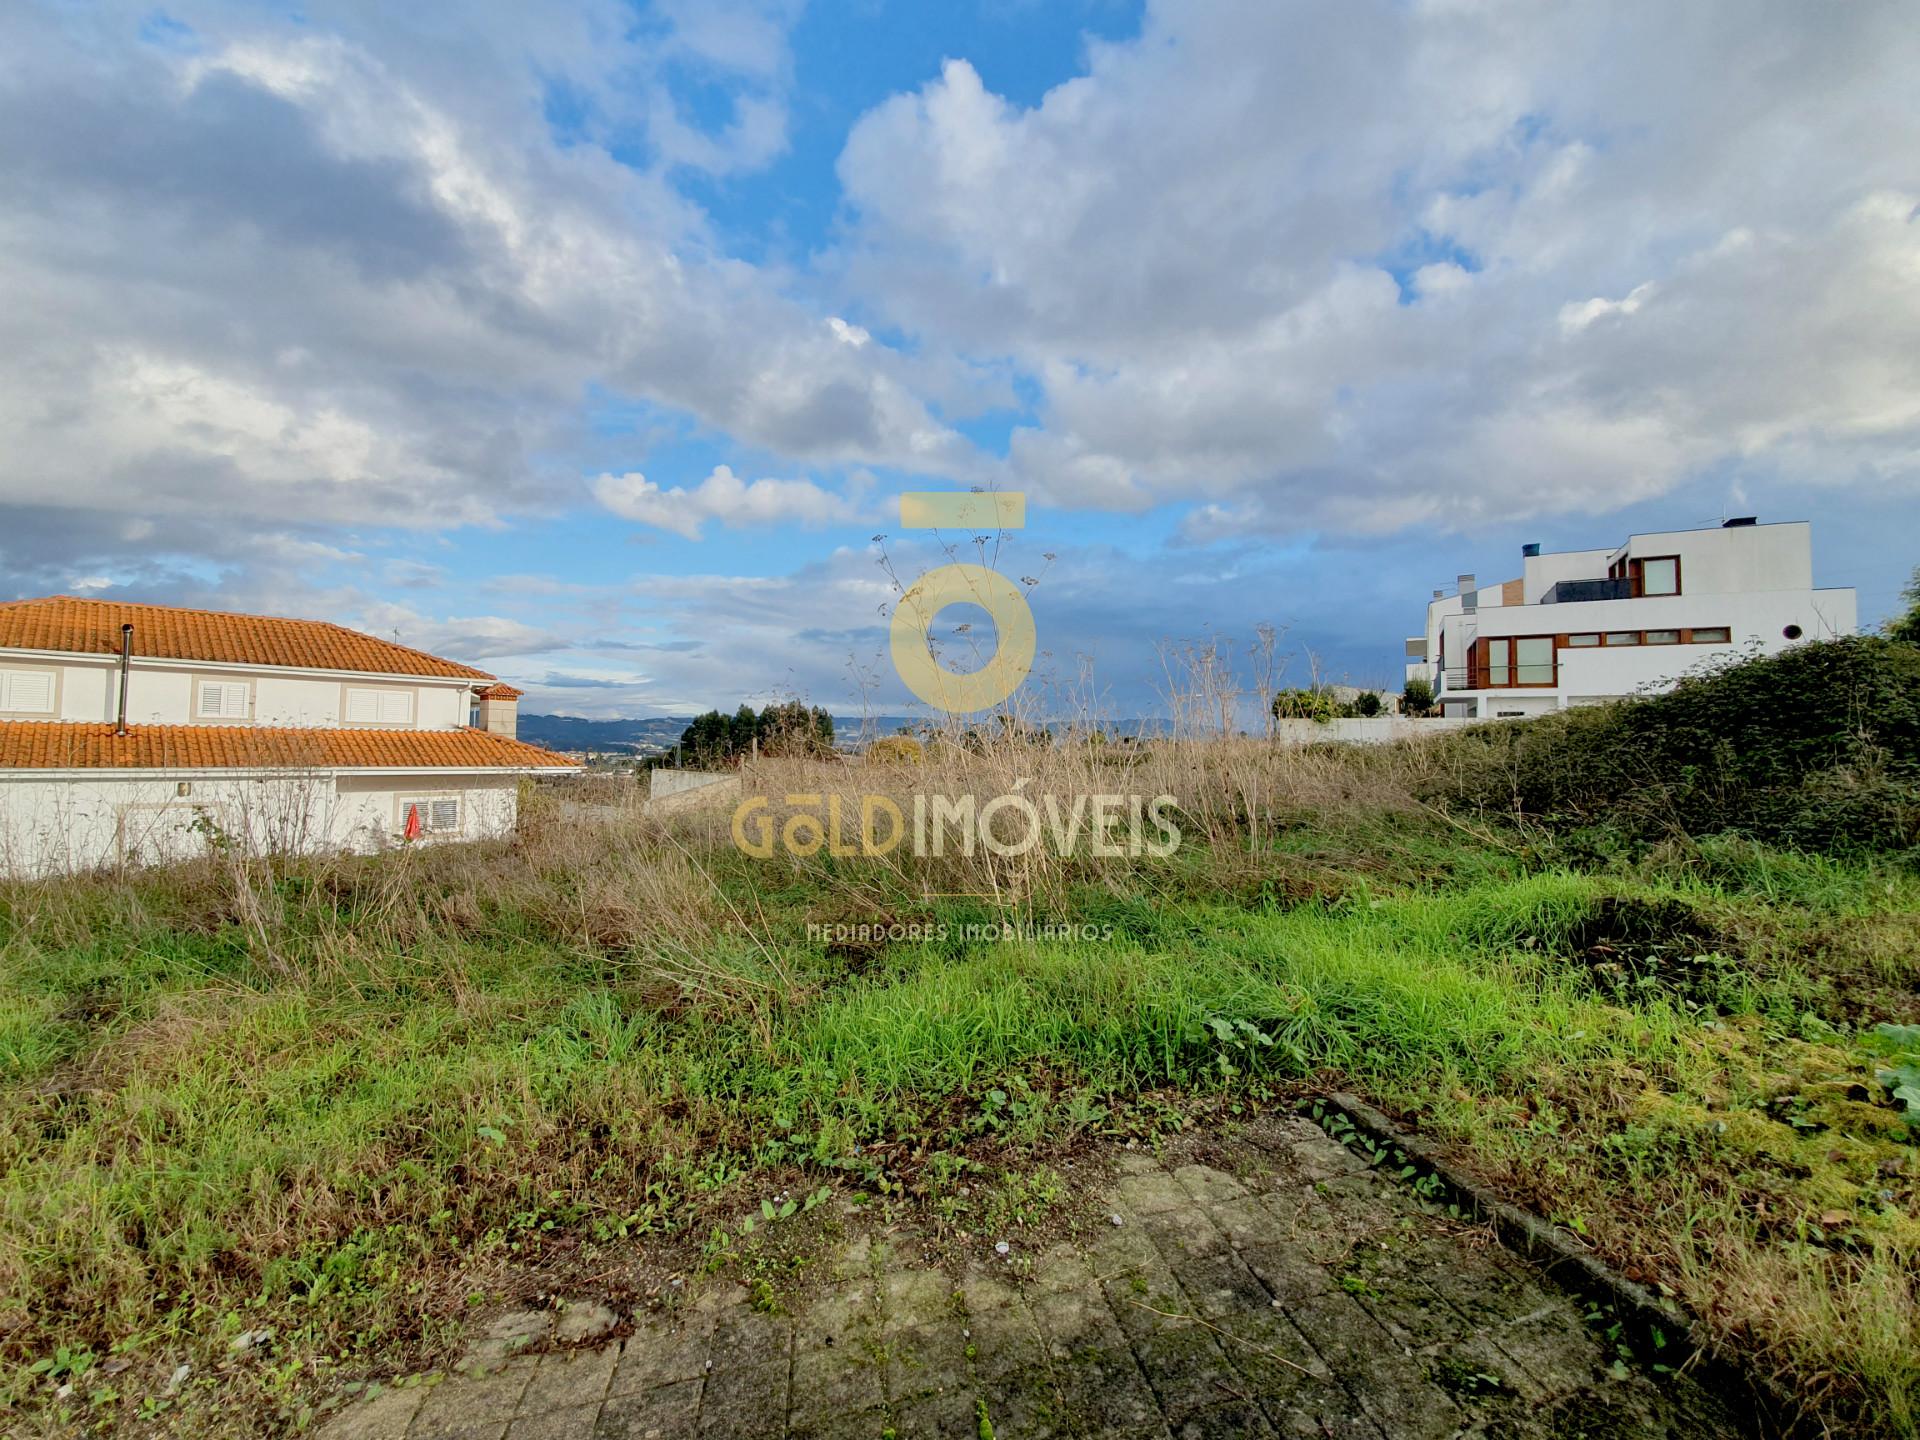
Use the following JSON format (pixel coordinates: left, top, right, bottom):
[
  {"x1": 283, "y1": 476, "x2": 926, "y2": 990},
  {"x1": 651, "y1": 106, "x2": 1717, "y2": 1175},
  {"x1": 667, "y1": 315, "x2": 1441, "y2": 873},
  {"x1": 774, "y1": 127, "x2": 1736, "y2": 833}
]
[
  {"x1": 1353, "y1": 691, "x2": 1383, "y2": 718},
  {"x1": 1426, "y1": 637, "x2": 1920, "y2": 851},
  {"x1": 1272, "y1": 688, "x2": 1341, "y2": 723},
  {"x1": 1402, "y1": 677, "x2": 1433, "y2": 718}
]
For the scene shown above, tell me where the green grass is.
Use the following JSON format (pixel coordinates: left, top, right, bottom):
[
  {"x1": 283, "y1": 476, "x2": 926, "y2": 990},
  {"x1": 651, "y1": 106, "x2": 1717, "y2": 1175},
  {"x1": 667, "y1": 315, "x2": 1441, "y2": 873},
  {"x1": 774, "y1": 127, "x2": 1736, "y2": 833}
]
[{"x1": 1, "y1": 812, "x2": 1917, "y2": 1434}]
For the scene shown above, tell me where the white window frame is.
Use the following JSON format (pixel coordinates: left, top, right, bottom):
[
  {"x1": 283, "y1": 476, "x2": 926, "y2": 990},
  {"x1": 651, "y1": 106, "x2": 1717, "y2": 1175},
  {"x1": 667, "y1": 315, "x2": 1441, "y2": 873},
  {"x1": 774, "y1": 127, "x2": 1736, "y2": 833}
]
[
  {"x1": 344, "y1": 686, "x2": 416, "y2": 727},
  {"x1": 397, "y1": 794, "x2": 461, "y2": 835},
  {"x1": 196, "y1": 678, "x2": 253, "y2": 721},
  {"x1": 0, "y1": 666, "x2": 57, "y2": 715}
]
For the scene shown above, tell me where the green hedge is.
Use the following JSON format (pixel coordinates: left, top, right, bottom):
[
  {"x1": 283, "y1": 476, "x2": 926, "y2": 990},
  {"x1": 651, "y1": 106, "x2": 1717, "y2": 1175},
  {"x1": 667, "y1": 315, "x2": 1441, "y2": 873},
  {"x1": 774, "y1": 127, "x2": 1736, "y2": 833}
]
[{"x1": 1426, "y1": 637, "x2": 1920, "y2": 851}]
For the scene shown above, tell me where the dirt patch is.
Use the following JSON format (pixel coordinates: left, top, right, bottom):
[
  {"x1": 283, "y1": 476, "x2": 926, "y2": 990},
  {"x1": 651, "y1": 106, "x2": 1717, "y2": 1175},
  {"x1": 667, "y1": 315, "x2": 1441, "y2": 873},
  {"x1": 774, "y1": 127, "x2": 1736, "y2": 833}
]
[{"x1": 1561, "y1": 895, "x2": 1736, "y2": 1005}]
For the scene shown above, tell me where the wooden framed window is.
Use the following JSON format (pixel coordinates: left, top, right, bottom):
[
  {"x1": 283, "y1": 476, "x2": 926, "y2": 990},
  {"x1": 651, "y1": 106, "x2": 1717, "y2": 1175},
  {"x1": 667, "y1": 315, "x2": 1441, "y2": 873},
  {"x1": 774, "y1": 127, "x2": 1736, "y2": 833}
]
[
  {"x1": 1481, "y1": 636, "x2": 1556, "y2": 687},
  {"x1": 1631, "y1": 555, "x2": 1681, "y2": 597},
  {"x1": 1690, "y1": 626, "x2": 1731, "y2": 644},
  {"x1": 344, "y1": 686, "x2": 415, "y2": 726},
  {"x1": 1605, "y1": 631, "x2": 1640, "y2": 646},
  {"x1": 0, "y1": 667, "x2": 56, "y2": 714},
  {"x1": 1565, "y1": 633, "x2": 1601, "y2": 647},
  {"x1": 196, "y1": 678, "x2": 251, "y2": 719},
  {"x1": 1644, "y1": 629, "x2": 1680, "y2": 645},
  {"x1": 398, "y1": 795, "x2": 460, "y2": 834}
]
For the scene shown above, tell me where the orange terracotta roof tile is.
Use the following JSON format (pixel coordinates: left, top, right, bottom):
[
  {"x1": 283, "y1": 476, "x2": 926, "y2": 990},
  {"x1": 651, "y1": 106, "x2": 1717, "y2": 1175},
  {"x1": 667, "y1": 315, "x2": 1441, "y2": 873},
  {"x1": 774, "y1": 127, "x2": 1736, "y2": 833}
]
[
  {"x1": 0, "y1": 723, "x2": 576, "y2": 771},
  {"x1": 474, "y1": 682, "x2": 524, "y2": 699},
  {"x1": 0, "y1": 596, "x2": 494, "y2": 680}
]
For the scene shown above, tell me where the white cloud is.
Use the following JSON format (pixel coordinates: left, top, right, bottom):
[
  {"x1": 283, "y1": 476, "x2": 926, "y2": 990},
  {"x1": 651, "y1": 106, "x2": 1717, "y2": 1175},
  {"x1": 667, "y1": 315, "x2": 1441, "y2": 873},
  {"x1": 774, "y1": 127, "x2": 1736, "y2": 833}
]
[
  {"x1": 594, "y1": 464, "x2": 859, "y2": 540},
  {"x1": 836, "y1": 0, "x2": 1920, "y2": 532}
]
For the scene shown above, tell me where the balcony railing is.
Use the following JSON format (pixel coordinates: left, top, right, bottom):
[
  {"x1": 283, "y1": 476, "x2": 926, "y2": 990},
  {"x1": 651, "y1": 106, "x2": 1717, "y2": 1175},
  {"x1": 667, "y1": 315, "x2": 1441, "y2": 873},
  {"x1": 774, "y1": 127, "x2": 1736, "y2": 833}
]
[{"x1": 1540, "y1": 577, "x2": 1634, "y2": 604}]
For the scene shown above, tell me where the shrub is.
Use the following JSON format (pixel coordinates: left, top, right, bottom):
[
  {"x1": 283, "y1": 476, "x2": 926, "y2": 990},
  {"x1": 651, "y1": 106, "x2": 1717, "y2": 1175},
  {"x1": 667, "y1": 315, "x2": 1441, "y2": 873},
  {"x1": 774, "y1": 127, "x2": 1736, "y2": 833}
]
[
  {"x1": 1425, "y1": 637, "x2": 1920, "y2": 851},
  {"x1": 1353, "y1": 691, "x2": 1383, "y2": 718},
  {"x1": 1272, "y1": 688, "x2": 1341, "y2": 723},
  {"x1": 1402, "y1": 677, "x2": 1433, "y2": 718}
]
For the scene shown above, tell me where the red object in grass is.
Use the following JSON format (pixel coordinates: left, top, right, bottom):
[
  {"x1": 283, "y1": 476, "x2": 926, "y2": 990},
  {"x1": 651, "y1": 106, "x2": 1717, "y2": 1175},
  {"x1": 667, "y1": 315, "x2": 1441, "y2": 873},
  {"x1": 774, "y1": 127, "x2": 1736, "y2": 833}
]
[{"x1": 404, "y1": 803, "x2": 423, "y2": 841}]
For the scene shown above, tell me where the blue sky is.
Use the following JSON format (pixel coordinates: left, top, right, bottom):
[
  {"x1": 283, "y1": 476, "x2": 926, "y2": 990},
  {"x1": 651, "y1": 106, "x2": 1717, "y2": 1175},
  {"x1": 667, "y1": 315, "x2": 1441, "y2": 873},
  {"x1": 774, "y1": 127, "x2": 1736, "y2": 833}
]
[{"x1": 2, "y1": 0, "x2": 1916, "y2": 718}]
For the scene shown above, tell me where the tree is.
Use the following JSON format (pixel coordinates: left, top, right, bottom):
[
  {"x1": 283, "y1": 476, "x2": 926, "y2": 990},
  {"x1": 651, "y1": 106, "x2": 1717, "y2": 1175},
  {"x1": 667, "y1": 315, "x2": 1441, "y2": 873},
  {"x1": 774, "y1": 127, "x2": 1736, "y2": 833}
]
[
  {"x1": 1888, "y1": 566, "x2": 1920, "y2": 646},
  {"x1": 1402, "y1": 677, "x2": 1434, "y2": 718},
  {"x1": 1353, "y1": 691, "x2": 1383, "y2": 718}
]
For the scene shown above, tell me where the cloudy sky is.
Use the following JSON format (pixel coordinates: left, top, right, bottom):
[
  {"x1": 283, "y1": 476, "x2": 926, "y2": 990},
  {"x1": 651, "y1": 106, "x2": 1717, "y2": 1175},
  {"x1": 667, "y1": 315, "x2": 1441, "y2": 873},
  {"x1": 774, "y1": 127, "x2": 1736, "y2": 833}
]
[{"x1": 4, "y1": 0, "x2": 1917, "y2": 718}]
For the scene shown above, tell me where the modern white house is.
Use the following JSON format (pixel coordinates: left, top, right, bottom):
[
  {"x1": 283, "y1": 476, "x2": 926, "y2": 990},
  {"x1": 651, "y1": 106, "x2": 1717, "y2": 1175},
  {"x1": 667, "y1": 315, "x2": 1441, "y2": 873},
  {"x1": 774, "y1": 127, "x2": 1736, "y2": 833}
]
[
  {"x1": 0, "y1": 596, "x2": 575, "y2": 876},
  {"x1": 1404, "y1": 519, "x2": 1857, "y2": 720}
]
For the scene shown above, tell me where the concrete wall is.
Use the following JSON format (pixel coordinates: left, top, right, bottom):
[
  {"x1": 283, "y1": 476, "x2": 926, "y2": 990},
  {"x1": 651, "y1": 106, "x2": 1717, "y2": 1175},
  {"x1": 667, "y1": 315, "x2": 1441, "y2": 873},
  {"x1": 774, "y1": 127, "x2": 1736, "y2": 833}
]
[
  {"x1": 0, "y1": 771, "x2": 519, "y2": 878},
  {"x1": 1274, "y1": 716, "x2": 1491, "y2": 746},
  {"x1": 647, "y1": 767, "x2": 739, "y2": 817}
]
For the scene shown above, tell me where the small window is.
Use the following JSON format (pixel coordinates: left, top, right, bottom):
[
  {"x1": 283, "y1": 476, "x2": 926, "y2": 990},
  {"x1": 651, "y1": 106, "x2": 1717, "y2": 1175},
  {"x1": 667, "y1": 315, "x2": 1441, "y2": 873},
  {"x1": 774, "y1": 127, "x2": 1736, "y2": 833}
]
[
  {"x1": 0, "y1": 668, "x2": 55, "y2": 714},
  {"x1": 197, "y1": 679, "x2": 251, "y2": 719},
  {"x1": 1565, "y1": 633, "x2": 1601, "y2": 647},
  {"x1": 346, "y1": 687, "x2": 414, "y2": 725},
  {"x1": 1691, "y1": 627, "x2": 1731, "y2": 644},
  {"x1": 1605, "y1": 632, "x2": 1640, "y2": 646},
  {"x1": 1638, "y1": 556, "x2": 1680, "y2": 596},
  {"x1": 1644, "y1": 630, "x2": 1680, "y2": 645},
  {"x1": 399, "y1": 796, "x2": 461, "y2": 834}
]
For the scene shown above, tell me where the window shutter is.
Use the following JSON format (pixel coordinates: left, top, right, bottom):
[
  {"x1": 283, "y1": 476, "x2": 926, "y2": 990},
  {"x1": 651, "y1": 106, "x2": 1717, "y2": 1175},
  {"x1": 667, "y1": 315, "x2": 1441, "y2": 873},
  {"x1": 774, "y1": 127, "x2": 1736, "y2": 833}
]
[
  {"x1": 199, "y1": 680, "x2": 248, "y2": 718},
  {"x1": 345, "y1": 688, "x2": 379, "y2": 722},
  {"x1": 1, "y1": 670, "x2": 54, "y2": 713},
  {"x1": 376, "y1": 690, "x2": 412, "y2": 725},
  {"x1": 429, "y1": 799, "x2": 459, "y2": 832}
]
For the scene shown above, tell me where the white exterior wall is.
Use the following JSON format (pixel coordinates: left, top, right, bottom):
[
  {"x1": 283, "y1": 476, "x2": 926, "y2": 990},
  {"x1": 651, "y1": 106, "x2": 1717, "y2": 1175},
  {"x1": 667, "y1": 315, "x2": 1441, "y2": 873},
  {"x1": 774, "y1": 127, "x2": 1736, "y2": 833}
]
[
  {"x1": 0, "y1": 771, "x2": 521, "y2": 878},
  {"x1": 0, "y1": 653, "x2": 475, "y2": 729}
]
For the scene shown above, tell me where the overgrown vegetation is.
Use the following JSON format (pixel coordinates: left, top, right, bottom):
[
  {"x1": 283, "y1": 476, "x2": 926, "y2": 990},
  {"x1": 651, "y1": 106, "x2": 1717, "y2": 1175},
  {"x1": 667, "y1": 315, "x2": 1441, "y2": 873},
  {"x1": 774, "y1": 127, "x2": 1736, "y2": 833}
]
[{"x1": 1, "y1": 638, "x2": 1917, "y2": 1435}]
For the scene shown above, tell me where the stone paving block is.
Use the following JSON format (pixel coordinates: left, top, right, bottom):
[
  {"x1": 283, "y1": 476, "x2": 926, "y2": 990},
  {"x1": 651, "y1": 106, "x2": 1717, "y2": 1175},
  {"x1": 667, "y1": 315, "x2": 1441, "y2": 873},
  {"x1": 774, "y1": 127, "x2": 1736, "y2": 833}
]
[
  {"x1": 696, "y1": 1358, "x2": 789, "y2": 1434},
  {"x1": 707, "y1": 1309, "x2": 791, "y2": 1367},
  {"x1": 1130, "y1": 1325, "x2": 1250, "y2": 1423},
  {"x1": 504, "y1": 1404, "x2": 600, "y2": 1440},
  {"x1": 880, "y1": 1267, "x2": 954, "y2": 1329},
  {"x1": 1289, "y1": 1133, "x2": 1370, "y2": 1180},
  {"x1": 1168, "y1": 1399, "x2": 1278, "y2": 1438},
  {"x1": 413, "y1": 1361, "x2": 536, "y2": 1433},
  {"x1": 964, "y1": 1306, "x2": 1049, "y2": 1383},
  {"x1": 1114, "y1": 1147, "x2": 1163, "y2": 1176},
  {"x1": 1114, "y1": 1170, "x2": 1191, "y2": 1216},
  {"x1": 1134, "y1": 1202, "x2": 1231, "y2": 1261},
  {"x1": 886, "y1": 1321, "x2": 973, "y2": 1402},
  {"x1": 518, "y1": 1346, "x2": 619, "y2": 1416},
  {"x1": 595, "y1": 1378, "x2": 700, "y2": 1439},
  {"x1": 1170, "y1": 1163, "x2": 1250, "y2": 1208},
  {"x1": 1290, "y1": 1291, "x2": 1461, "y2": 1440},
  {"x1": 976, "y1": 1366, "x2": 1070, "y2": 1440},
  {"x1": 791, "y1": 1337, "x2": 886, "y2": 1416},
  {"x1": 319, "y1": 1383, "x2": 424, "y2": 1440},
  {"x1": 1048, "y1": 1337, "x2": 1164, "y2": 1434},
  {"x1": 1163, "y1": 1243, "x2": 1276, "y2": 1320},
  {"x1": 1028, "y1": 1282, "x2": 1129, "y2": 1362},
  {"x1": 1232, "y1": 1242, "x2": 1331, "y2": 1308},
  {"x1": 608, "y1": 1322, "x2": 713, "y2": 1398},
  {"x1": 890, "y1": 1385, "x2": 983, "y2": 1440}
]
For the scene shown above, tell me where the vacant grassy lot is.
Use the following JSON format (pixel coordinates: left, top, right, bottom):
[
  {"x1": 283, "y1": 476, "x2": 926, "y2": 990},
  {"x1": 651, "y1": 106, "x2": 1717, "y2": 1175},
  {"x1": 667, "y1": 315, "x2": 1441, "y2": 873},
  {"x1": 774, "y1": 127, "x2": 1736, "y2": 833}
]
[{"x1": 3, "y1": 665, "x2": 1918, "y2": 1434}]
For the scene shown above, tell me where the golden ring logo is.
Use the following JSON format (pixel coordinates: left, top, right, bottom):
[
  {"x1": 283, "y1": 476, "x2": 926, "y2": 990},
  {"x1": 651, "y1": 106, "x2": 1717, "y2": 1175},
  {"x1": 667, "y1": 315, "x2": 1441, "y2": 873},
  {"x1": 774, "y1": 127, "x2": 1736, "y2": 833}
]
[{"x1": 891, "y1": 491, "x2": 1034, "y2": 713}]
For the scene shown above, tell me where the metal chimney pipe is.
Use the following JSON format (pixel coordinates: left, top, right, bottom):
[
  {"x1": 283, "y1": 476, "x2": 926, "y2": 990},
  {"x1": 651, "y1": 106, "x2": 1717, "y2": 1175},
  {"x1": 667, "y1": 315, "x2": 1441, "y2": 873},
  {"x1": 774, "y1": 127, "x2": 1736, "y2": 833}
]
[{"x1": 116, "y1": 623, "x2": 133, "y2": 735}]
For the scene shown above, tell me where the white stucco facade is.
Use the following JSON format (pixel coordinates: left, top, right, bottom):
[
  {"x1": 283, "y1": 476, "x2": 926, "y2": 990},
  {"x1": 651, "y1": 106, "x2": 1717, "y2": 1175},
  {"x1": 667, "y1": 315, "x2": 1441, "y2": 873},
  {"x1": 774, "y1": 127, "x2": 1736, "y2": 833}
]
[
  {"x1": 0, "y1": 770, "x2": 522, "y2": 877},
  {"x1": 1404, "y1": 521, "x2": 1857, "y2": 719}
]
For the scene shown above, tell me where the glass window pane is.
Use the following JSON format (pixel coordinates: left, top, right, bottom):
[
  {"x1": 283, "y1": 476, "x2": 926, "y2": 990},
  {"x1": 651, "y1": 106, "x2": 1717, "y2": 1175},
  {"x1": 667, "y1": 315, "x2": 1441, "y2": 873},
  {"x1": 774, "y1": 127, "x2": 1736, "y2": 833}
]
[
  {"x1": 1641, "y1": 558, "x2": 1678, "y2": 595},
  {"x1": 1606, "y1": 632, "x2": 1640, "y2": 646},
  {"x1": 1692, "y1": 627, "x2": 1731, "y2": 643},
  {"x1": 1566, "y1": 633, "x2": 1600, "y2": 647},
  {"x1": 1488, "y1": 640, "x2": 1509, "y2": 663},
  {"x1": 1487, "y1": 666, "x2": 1510, "y2": 686},
  {"x1": 1515, "y1": 638, "x2": 1553, "y2": 684},
  {"x1": 1645, "y1": 630, "x2": 1679, "y2": 644}
]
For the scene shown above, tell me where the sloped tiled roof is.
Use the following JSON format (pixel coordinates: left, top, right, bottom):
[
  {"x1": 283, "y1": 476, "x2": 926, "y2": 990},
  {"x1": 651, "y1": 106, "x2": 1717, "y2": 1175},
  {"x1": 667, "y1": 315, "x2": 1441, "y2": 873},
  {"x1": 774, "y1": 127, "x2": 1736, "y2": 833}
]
[
  {"x1": 0, "y1": 723, "x2": 575, "y2": 771},
  {"x1": 0, "y1": 596, "x2": 494, "y2": 680},
  {"x1": 474, "y1": 682, "x2": 524, "y2": 699}
]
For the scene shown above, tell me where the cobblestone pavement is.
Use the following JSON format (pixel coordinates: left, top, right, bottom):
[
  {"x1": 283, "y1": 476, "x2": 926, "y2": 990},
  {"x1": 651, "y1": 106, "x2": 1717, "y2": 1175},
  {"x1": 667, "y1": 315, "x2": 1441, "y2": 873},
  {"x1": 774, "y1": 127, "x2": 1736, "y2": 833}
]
[{"x1": 320, "y1": 1117, "x2": 1749, "y2": 1440}]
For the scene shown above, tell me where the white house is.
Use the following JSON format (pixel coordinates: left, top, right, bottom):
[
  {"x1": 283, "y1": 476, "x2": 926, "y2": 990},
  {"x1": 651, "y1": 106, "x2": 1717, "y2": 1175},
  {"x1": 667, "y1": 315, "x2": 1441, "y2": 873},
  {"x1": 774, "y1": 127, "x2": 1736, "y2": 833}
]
[
  {"x1": 0, "y1": 596, "x2": 576, "y2": 876},
  {"x1": 1404, "y1": 519, "x2": 1857, "y2": 720}
]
